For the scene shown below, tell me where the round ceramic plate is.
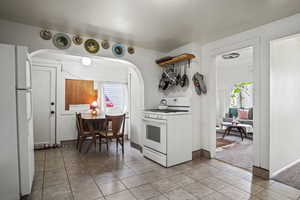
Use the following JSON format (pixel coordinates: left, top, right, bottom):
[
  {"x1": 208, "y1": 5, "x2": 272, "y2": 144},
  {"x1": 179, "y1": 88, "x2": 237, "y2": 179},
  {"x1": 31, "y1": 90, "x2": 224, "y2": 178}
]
[
  {"x1": 112, "y1": 43, "x2": 125, "y2": 57},
  {"x1": 72, "y1": 35, "x2": 83, "y2": 45},
  {"x1": 84, "y1": 39, "x2": 100, "y2": 54},
  {"x1": 101, "y1": 40, "x2": 110, "y2": 49},
  {"x1": 52, "y1": 33, "x2": 71, "y2": 49},
  {"x1": 40, "y1": 30, "x2": 52, "y2": 40},
  {"x1": 128, "y1": 46, "x2": 135, "y2": 54}
]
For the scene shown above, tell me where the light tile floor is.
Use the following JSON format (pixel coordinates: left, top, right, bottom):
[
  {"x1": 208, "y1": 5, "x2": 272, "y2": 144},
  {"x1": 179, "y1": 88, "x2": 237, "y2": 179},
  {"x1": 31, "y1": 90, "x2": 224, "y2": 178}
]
[{"x1": 32, "y1": 141, "x2": 300, "y2": 200}]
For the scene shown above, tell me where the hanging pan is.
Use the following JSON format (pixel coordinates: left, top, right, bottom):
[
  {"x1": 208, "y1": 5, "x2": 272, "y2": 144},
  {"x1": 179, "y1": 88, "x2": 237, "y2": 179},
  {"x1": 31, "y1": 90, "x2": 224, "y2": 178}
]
[
  {"x1": 159, "y1": 69, "x2": 170, "y2": 90},
  {"x1": 175, "y1": 63, "x2": 181, "y2": 85},
  {"x1": 180, "y1": 60, "x2": 190, "y2": 87}
]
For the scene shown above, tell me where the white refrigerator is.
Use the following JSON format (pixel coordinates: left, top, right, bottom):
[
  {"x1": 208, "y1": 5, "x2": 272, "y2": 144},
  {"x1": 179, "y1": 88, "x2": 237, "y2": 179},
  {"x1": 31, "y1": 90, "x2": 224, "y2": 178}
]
[{"x1": 0, "y1": 44, "x2": 35, "y2": 199}]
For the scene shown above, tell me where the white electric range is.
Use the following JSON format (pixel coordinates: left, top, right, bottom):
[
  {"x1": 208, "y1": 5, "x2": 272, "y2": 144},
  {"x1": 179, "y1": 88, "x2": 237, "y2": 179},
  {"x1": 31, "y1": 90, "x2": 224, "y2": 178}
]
[{"x1": 143, "y1": 97, "x2": 192, "y2": 167}]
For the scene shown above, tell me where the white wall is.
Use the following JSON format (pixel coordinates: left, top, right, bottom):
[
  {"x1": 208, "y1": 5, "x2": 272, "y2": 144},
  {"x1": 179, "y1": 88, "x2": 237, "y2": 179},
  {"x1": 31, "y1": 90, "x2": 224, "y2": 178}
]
[
  {"x1": 0, "y1": 18, "x2": 164, "y2": 147},
  {"x1": 0, "y1": 18, "x2": 163, "y2": 109},
  {"x1": 62, "y1": 60, "x2": 129, "y2": 83},
  {"x1": 270, "y1": 35, "x2": 300, "y2": 175},
  {"x1": 216, "y1": 48, "x2": 253, "y2": 123},
  {"x1": 162, "y1": 43, "x2": 202, "y2": 151}
]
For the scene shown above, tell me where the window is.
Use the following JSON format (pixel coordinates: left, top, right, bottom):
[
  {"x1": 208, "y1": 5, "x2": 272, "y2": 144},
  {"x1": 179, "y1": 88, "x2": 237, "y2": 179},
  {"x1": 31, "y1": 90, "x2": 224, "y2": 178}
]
[
  {"x1": 230, "y1": 82, "x2": 253, "y2": 108},
  {"x1": 65, "y1": 79, "x2": 98, "y2": 110},
  {"x1": 102, "y1": 83, "x2": 128, "y2": 113}
]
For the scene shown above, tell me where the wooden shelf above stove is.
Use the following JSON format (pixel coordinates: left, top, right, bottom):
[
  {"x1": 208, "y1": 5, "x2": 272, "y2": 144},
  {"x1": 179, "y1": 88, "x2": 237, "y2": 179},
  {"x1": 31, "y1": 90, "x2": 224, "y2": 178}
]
[{"x1": 157, "y1": 53, "x2": 195, "y2": 67}]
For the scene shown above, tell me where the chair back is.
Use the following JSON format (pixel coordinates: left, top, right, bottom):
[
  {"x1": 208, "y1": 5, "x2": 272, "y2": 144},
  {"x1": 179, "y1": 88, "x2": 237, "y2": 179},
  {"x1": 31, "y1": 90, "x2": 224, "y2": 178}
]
[
  {"x1": 105, "y1": 114, "x2": 126, "y2": 137},
  {"x1": 75, "y1": 113, "x2": 84, "y2": 135}
]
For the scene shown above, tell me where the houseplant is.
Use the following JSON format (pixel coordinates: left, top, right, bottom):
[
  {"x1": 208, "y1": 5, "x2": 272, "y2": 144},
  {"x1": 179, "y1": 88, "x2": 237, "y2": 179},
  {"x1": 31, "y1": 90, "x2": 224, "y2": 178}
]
[{"x1": 230, "y1": 81, "x2": 253, "y2": 108}]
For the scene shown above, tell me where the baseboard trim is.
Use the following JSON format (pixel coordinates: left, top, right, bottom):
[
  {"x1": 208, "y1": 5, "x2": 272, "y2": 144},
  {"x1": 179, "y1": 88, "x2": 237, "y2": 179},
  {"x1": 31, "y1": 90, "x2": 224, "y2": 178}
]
[
  {"x1": 270, "y1": 158, "x2": 300, "y2": 178},
  {"x1": 130, "y1": 142, "x2": 143, "y2": 152},
  {"x1": 253, "y1": 166, "x2": 270, "y2": 179},
  {"x1": 200, "y1": 149, "x2": 211, "y2": 159},
  {"x1": 192, "y1": 150, "x2": 201, "y2": 159},
  {"x1": 21, "y1": 194, "x2": 30, "y2": 200},
  {"x1": 192, "y1": 149, "x2": 211, "y2": 160}
]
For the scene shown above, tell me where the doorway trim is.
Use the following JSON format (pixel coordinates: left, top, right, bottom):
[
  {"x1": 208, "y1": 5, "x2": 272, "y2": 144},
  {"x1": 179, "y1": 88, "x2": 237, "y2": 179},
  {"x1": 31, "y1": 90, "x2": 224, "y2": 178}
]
[
  {"x1": 31, "y1": 63, "x2": 58, "y2": 146},
  {"x1": 30, "y1": 49, "x2": 145, "y2": 148},
  {"x1": 206, "y1": 37, "x2": 261, "y2": 168}
]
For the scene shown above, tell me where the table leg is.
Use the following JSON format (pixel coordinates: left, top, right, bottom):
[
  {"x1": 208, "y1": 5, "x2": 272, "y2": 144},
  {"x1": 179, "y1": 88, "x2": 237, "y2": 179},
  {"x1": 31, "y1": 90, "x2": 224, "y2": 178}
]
[
  {"x1": 223, "y1": 128, "x2": 227, "y2": 138},
  {"x1": 224, "y1": 127, "x2": 231, "y2": 138},
  {"x1": 238, "y1": 127, "x2": 244, "y2": 141},
  {"x1": 241, "y1": 127, "x2": 247, "y2": 139},
  {"x1": 86, "y1": 122, "x2": 97, "y2": 153}
]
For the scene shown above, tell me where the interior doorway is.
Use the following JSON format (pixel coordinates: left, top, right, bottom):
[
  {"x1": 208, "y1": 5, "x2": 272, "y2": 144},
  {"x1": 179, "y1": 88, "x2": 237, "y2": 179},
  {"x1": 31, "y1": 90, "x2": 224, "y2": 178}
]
[
  {"x1": 32, "y1": 65, "x2": 57, "y2": 148},
  {"x1": 31, "y1": 50, "x2": 144, "y2": 149},
  {"x1": 215, "y1": 47, "x2": 254, "y2": 171},
  {"x1": 270, "y1": 33, "x2": 300, "y2": 189}
]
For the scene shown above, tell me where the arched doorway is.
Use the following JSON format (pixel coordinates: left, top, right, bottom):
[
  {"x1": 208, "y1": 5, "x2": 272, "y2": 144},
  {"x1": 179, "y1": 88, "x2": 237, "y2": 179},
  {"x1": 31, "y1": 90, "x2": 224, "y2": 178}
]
[{"x1": 30, "y1": 49, "x2": 145, "y2": 151}]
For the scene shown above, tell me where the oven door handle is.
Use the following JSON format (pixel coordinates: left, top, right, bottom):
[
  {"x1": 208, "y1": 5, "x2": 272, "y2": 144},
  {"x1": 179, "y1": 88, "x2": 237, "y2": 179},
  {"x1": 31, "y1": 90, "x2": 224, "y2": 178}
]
[{"x1": 142, "y1": 118, "x2": 167, "y2": 124}]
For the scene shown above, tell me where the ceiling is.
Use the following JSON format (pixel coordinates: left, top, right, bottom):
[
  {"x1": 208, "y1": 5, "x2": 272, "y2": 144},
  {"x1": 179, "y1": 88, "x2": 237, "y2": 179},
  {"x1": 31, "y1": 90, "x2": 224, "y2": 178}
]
[{"x1": 1, "y1": 0, "x2": 300, "y2": 52}]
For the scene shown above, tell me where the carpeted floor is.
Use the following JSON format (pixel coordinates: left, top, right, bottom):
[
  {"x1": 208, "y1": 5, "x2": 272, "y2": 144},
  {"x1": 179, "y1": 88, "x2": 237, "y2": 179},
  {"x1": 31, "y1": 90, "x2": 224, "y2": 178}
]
[
  {"x1": 216, "y1": 132, "x2": 253, "y2": 171},
  {"x1": 216, "y1": 138, "x2": 235, "y2": 148},
  {"x1": 273, "y1": 162, "x2": 300, "y2": 190}
]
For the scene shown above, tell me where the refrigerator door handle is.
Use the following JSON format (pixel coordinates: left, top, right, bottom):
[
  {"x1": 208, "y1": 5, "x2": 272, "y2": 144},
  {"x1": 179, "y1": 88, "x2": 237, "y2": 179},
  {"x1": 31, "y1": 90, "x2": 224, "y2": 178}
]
[
  {"x1": 25, "y1": 90, "x2": 33, "y2": 121},
  {"x1": 26, "y1": 58, "x2": 32, "y2": 89},
  {"x1": 29, "y1": 90, "x2": 33, "y2": 121}
]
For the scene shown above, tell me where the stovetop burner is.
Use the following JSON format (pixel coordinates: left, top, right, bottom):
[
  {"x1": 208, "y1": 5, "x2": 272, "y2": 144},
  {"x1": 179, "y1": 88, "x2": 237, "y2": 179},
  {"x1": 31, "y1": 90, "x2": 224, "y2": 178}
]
[{"x1": 145, "y1": 109, "x2": 189, "y2": 113}]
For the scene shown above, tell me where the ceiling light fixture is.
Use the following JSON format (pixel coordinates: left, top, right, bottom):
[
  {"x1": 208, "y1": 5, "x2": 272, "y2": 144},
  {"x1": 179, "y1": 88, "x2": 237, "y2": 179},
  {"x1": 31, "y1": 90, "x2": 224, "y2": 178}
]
[
  {"x1": 81, "y1": 57, "x2": 92, "y2": 66},
  {"x1": 222, "y1": 52, "x2": 240, "y2": 59}
]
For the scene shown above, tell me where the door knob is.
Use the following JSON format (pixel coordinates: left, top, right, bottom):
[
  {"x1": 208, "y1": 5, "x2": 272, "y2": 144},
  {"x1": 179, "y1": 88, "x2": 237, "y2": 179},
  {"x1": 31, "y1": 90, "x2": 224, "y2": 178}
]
[
  {"x1": 51, "y1": 102, "x2": 55, "y2": 106},
  {"x1": 51, "y1": 111, "x2": 55, "y2": 114}
]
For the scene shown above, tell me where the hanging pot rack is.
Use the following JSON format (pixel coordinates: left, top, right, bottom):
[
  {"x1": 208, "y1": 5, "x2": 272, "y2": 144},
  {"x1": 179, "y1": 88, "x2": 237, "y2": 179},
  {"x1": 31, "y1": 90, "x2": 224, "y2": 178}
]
[{"x1": 156, "y1": 53, "x2": 195, "y2": 67}]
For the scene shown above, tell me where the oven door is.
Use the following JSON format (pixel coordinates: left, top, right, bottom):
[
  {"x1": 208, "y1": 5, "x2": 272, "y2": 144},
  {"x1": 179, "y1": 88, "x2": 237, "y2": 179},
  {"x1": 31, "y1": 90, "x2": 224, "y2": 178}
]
[{"x1": 143, "y1": 117, "x2": 167, "y2": 154}]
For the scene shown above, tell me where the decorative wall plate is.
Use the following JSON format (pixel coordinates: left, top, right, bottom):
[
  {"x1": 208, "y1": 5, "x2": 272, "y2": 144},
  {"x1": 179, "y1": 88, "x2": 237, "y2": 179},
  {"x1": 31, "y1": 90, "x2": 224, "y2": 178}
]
[
  {"x1": 52, "y1": 33, "x2": 71, "y2": 49},
  {"x1": 84, "y1": 39, "x2": 100, "y2": 54},
  {"x1": 72, "y1": 35, "x2": 83, "y2": 45},
  {"x1": 40, "y1": 30, "x2": 52, "y2": 40},
  {"x1": 101, "y1": 40, "x2": 110, "y2": 49},
  {"x1": 112, "y1": 43, "x2": 125, "y2": 57},
  {"x1": 128, "y1": 46, "x2": 135, "y2": 54}
]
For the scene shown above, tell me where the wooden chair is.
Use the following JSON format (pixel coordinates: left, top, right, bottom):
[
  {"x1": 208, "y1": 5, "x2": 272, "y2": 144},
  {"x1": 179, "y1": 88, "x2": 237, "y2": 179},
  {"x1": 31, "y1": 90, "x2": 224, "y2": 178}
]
[
  {"x1": 99, "y1": 114, "x2": 126, "y2": 154},
  {"x1": 75, "y1": 113, "x2": 82, "y2": 149},
  {"x1": 75, "y1": 113, "x2": 99, "y2": 152}
]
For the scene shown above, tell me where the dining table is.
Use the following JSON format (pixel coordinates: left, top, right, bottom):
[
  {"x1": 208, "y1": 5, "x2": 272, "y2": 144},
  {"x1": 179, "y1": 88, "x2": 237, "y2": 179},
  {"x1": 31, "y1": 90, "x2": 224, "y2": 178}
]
[{"x1": 81, "y1": 113, "x2": 106, "y2": 152}]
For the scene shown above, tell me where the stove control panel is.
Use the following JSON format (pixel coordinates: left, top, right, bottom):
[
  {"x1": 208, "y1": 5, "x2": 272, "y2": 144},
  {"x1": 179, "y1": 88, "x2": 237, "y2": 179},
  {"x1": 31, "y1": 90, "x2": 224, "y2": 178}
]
[{"x1": 144, "y1": 113, "x2": 166, "y2": 120}]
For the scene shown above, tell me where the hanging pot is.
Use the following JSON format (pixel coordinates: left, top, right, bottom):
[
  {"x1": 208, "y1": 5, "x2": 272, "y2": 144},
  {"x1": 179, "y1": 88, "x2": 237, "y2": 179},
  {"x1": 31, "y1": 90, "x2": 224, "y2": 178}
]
[
  {"x1": 176, "y1": 63, "x2": 181, "y2": 85},
  {"x1": 180, "y1": 61, "x2": 189, "y2": 87},
  {"x1": 168, "y1": 73, "x2": 177, "y2": 86},
  {"x1": 159, "y1": 69, "x2": 170, "y2": 90},
  {"x1": 159, "y1": 76, "x2": 164, "y2": 90},
  {"x1": 159, "y1": 70, "x2": 166, "y2": 89},
  {"x1": 162, "y1": 80, "x2": 170, "y2": 90}
]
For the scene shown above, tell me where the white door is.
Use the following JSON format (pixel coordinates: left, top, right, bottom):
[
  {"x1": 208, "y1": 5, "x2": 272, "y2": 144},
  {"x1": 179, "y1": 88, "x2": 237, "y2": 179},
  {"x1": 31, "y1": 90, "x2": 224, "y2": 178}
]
[{"x1": 32, "y1": 65, "x2": 56, "y2": 148}]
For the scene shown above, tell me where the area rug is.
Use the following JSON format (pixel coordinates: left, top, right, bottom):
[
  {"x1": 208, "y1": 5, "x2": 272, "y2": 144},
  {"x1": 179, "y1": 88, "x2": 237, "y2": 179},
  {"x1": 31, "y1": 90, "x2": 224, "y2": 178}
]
[
  {"x1": 216, "y1": 133, "x2": 253, "y2": 171},
  {"x1": 216, "y1": 138, "x2": 235, "y2": 148},
  {"x1": 273, "y1": 162, "x2": 300, "y2": 190}
]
